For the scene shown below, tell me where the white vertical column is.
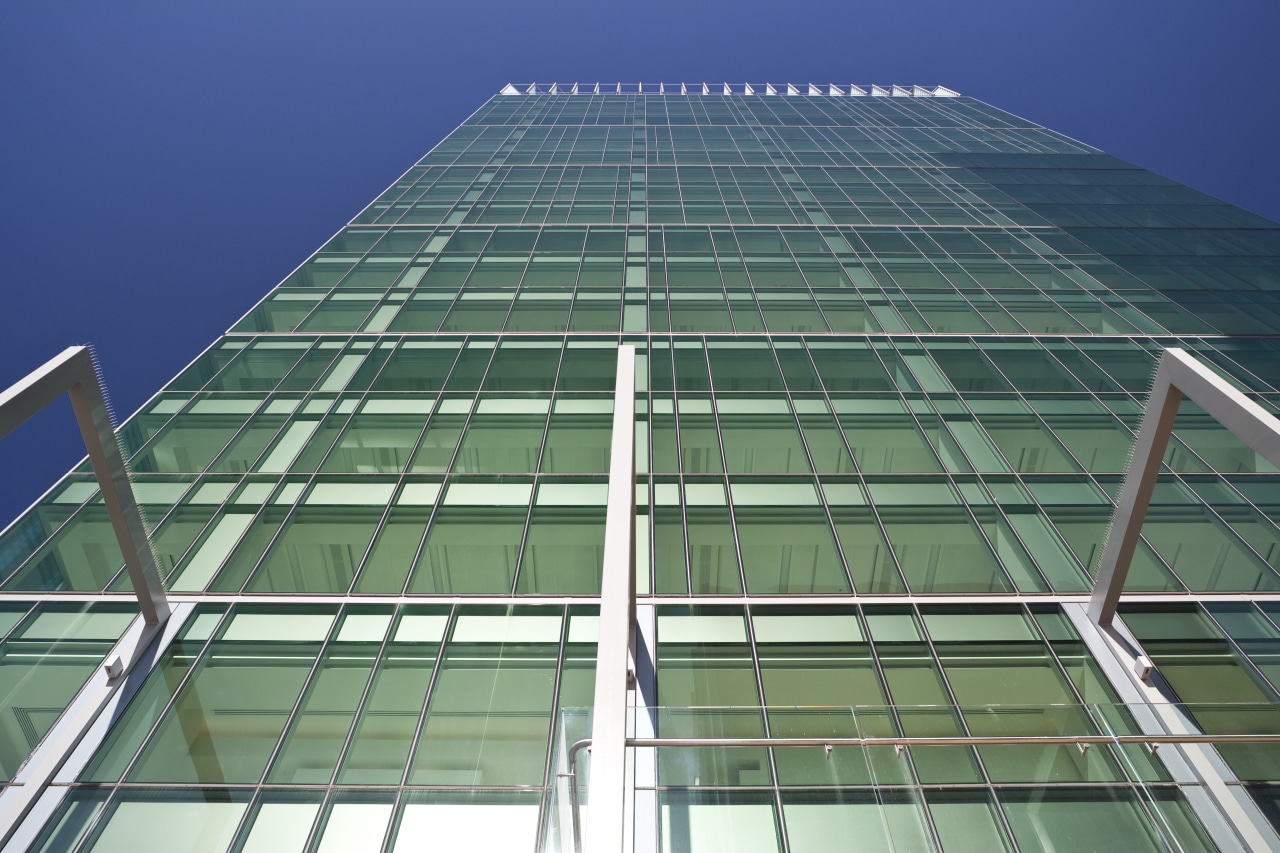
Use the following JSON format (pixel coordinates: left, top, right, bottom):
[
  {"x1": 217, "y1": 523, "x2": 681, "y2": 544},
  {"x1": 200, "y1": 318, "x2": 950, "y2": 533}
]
[{"x1": 586, "y1": 344, "x2": 637, "y2": 853}]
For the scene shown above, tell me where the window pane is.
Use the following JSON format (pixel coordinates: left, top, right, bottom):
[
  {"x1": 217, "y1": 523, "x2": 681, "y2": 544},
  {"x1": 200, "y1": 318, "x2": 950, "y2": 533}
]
[{"x1": 408, "y1": 636, "x2": 557, "y2": 785}]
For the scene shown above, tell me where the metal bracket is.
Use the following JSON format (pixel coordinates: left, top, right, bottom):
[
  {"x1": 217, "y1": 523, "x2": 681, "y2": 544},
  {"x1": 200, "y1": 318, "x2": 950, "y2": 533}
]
[
  {"x1": 0, "y1": 346, "x2": 168, "y2": 625},
  {"x1": 1089, "y1": 348, "x2": 1280, "y2": 628}
]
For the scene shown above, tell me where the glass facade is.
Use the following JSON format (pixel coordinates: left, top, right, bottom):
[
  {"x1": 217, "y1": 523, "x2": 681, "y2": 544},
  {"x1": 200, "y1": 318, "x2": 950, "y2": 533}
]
[{"x1": 1, "y1": 83, "x2": 1280, "y2": 851}]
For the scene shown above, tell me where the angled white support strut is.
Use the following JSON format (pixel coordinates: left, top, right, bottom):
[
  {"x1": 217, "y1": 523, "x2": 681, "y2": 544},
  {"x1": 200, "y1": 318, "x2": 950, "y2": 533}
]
[
  {"x1": 585, "y1": 344, "x2": 636, "y2": 853},
  {"x1": 0, "y1": 346, "x2": 169, "y2": 625},
  {"x1": 1089, "y1": 347, "x2": 1280, "y2": 627}
]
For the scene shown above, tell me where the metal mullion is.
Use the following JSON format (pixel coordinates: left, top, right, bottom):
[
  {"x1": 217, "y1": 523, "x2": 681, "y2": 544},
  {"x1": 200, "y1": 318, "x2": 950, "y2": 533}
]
[
  {"x1": 532, "y1": 348, "x2": 573, "y2": 478},
  {"x1": 0, "y1": 601, "x2": 37, "y2": 646},
  {"x1": 702, "y1": 342, "x2": 746, "y2": 598},
  {"x1": 1196, "y1": 339, "x2": 1280, "y2": 397},
  {"x1": 66, "y1": 787, "x2": 126, "y2": 853},
  {"x1": 1166, "y1": 472, "x2": 1280, "y2": 592},
  {"x1": 560, "y1": 162, "x2": 587, "y2": 222},
  {"x1": 217, "y1": 780, "x2": 286, "y2": 852},
  {"x1": 1033, "y1": 339, "x2": 1130, "y2": 400},
  {"x1": 859, "y1": 605, "x2": 916, "y2": 781},
  {"x1": 971, "y1": 280, "x2": 1038, "y2": 335},
  {"x1": 900, "y1": 633, "x2": 983, "y2": 853},
  {"x1": 791, "y1": 404, "x2": 880, "y2": 596},
  {"x1": 273, "y1": 338, "x2": 348, "y2": 392},
  {"x1": 335, "y1": 339, "x2": 434, "y2": 596},
  {"x1": 421, "y1": 335, "x2": 499, "y2": 477},
  {"x1": 949, "y1": 492, "x2": 1026, "y2": 596},
  {"x1": 652, "y1": 344, "x2": 692, "y2": 596},
  {"x1": 500, "y1": 251, "x2": 541, "y2": 332},
  {"x1": 763, "y1": 163, "x2": 808, "y2": 223},
  {"x1": 295, "y1": 789, "x2": 337, "y2": 853},
  {"x1": 367, "y1": 788, "x2": 408, "y2": 853},
  {"x1": 313, "y1": 602, "x2": 402, "y2": 788},
  {"x1": 859, "y1": 607, "x2": 947, "y2": 853},
  {"x1": 801, "y1": 337, "x2": 913, "y2": 589},
  {"x1": 1251, "y1": 600, "x2": 1280, "y2": 641},
  {"x1": 509, "y1": 340, "x2": 570, "y2": 595},
  {"x1": 778, "y1": 230, "x2": 844, "y2": 336},
  {"x1": 3, "y1": 501, "x2": 125, "y2": 594},
  {"x1": 121, "y1": 393, "x2": 266, "y2": 485},
  {"x1": 131, "y1": 481, "x2": 247, "y2": 590},
  {"x1": 913, "y1": 606, "x2": 981, "y2": 743},
  {"x1": 533, "y1": 603, "x2": 572, "y2": 853},
  {"x1": 1018, "y1": 604, "x2": 1140, "y2": 846},
  {"x1": 906, "y1": 344, "x2": 1029, "y2": 471},
  {"x1": 99, "y1": 604, "x2": 234, "y2": 786},
  {"x1": 397, "y1": 604, "x2": 456, "y2": 786},
  {"x1": 283, "y1": 341, "x2": 391, "y2": 474},
  {"x1": 872, "y1": 162, "x2": 941, "y2": 227},
  {"x1": 224, "y1": 476, "x2": 330, "y2": 595},
  {"x1": 962, "y1": 344, "x2": 1104, "y2": 473},
  {"x1": 288, "y1": 284, "x2": 347, "y2": 332},
  {"x1": 857, "y1": 165, "x2": 916, "y2": 223},
  {"x1": 701, "y1": 243, "x2": 736, "y2": 335},
  {"x1": 899, "y1": 250, "x2": 993, "y2": 331},
  {"x1": 202, "y1": 395, "x2": 299, "y2": 477},
  {"x1": 358, "y1": 335, "x2": 473, "y2": 594},
  {"x1": 740, "y1": 601, "x2": 792, "y2": 853},
  {"x1": 974, "y1": 476, "x2": 1061, "y2": 592},
  {"x1": 673, "y1": 162, "x2": 689, "y2": 224},
  {"x1": 557, "y1": 236, "x2": 587, "y2": 334},
  {"x1": 245, "y1": 610, "x2": 347, "y2": 793},
  {"x1": 837, "y1": 341, "x2": 947, "y2": 584},
  {"x1": 1197, "y1": 605, "x2": 1280, "y2": 704},
  {"x1": 907, "y1": 353, "x2": 1070, "y2": 594},
  {"x1": 758, "y1": 340, "x2": 858, "y2": 594}
]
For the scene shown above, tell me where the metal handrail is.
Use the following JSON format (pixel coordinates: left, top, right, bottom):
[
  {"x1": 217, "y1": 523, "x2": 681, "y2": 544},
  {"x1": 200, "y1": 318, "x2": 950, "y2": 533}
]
[{"x1": 560, "y1": 731, "x2": 1280, "y2": 853}]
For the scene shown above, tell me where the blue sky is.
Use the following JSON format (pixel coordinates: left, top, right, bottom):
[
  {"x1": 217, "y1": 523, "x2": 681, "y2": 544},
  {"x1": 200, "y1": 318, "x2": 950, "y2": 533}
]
[{"x1": 1, "y1": 0, "x2": 1277, "y2": 523}]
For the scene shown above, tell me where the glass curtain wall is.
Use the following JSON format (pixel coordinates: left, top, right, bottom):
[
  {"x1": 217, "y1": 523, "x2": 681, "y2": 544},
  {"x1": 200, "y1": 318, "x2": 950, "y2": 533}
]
[{"x1": 2, "y1": 84, "x2": 1280, "y2": 852}]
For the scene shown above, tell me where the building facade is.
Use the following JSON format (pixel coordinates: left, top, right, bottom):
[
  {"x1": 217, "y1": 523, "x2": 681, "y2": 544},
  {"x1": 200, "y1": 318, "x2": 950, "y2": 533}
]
[{"x1": 2, "y1": 83, "x2": 1280, "y2": 852}]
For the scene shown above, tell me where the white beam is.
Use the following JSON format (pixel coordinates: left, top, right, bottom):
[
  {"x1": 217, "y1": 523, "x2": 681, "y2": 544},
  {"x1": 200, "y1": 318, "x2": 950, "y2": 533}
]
[
  {"x1": 0, "y1": 347, "x2": 168, "y2": 625},
  {"x1": 585, "y1": 345, "x2": 637, "y2": 853},
  {"x1": 1090, "y1": 348, "x2": 1280, "y2": 626}
]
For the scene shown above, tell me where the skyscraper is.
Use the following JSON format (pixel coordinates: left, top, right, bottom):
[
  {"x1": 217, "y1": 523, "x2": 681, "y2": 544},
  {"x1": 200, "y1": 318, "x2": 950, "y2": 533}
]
[{"x1": 2, "y1": 81, "x2": 1280, "y2": 852}]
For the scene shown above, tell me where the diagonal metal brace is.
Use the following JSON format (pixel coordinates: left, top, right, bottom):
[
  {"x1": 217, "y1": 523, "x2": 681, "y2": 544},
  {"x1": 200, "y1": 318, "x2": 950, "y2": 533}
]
[
  {"x1": 0, "y1": 347, "x2": 168, "y2": 625},
  {"x1": 1089, "y1": 347, "x2": 1280, "y2": 628}
]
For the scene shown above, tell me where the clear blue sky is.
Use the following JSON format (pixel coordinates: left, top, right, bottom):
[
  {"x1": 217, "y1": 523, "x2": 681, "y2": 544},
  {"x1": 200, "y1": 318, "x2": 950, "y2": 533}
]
[{"x1": 1, "y1": 0, "x2": 1277, "y2": 523}]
